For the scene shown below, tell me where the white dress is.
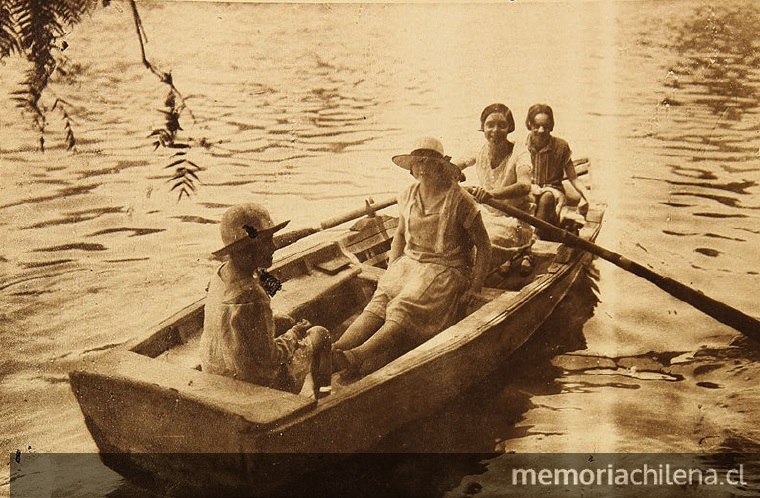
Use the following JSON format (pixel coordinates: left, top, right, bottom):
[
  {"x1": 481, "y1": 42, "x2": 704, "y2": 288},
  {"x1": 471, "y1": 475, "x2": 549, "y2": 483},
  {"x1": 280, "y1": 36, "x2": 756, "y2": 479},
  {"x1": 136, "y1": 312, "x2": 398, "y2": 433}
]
[{"x1": 474, "y1": 143, "x2": 534, "y2": 248}]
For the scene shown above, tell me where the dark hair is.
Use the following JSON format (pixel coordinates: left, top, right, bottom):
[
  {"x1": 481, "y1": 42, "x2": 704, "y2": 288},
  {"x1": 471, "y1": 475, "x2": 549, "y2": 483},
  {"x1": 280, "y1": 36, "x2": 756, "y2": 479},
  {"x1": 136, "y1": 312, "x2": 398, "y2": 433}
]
[
  {"x1": 479, "y1": 103, "x2": 515, "y2": 133},
  {"x1": 525, "y1": 103, "x2": 555, "y2": 131}
]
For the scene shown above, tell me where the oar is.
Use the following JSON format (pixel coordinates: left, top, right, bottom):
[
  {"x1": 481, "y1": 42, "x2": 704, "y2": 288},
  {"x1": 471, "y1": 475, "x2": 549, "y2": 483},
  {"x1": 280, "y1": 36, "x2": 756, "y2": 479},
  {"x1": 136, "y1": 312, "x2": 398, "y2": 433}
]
[
  {"x1": 273, "y1": 197, "x2": 398, "y2": 249},
  {"x1": 572, "y1": 157, "x2": 590, "y2": 177},
  {"x1": 482, "y1": 197, "x2": 760, "y2": 341}
]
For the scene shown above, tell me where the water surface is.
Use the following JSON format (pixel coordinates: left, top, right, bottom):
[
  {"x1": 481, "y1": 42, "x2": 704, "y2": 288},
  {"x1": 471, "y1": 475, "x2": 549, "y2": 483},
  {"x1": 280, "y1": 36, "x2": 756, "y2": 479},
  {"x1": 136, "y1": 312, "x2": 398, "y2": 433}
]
[{"x1": 1, "y1": 1, "x2": 759, "y2": 496}]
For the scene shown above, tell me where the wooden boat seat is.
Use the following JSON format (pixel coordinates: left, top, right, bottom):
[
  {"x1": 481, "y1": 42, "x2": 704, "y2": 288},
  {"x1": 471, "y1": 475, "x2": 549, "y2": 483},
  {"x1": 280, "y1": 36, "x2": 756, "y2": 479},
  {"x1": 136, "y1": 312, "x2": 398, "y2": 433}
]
[
  {"x1": 272, "y1": 256, "x2": 361, "y2": 319},
  {"x1": 531, "y1": 239, "x2": 563, "y2": 257}
]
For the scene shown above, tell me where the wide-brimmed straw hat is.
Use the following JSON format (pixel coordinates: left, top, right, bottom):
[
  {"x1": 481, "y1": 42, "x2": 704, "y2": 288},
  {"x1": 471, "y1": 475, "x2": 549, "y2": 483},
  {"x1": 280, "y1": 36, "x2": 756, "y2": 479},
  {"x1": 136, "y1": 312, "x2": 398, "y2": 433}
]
[
  {"x1": 212, "y1": 203, "x2": 289, "y2": 259},
  {"x1": 392, "y1": 137, "x2": 462, "y2": 181}
]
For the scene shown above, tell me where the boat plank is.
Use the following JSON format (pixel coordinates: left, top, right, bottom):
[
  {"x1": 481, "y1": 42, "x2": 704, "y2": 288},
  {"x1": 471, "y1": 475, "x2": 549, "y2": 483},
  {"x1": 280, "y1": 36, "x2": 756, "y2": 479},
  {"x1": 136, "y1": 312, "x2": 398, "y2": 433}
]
[{"x1": 272, "y1": 263, "x2": 361, "y2": 320}]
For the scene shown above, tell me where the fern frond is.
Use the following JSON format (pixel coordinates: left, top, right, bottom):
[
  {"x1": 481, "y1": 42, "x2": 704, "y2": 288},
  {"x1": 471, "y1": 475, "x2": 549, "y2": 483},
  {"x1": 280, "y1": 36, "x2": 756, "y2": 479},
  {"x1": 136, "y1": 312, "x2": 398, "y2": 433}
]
[
  {"x1": 53, "y1": 98, "x2": 77, "y2": 150},
  {"x1": 48, "y1": 0, "x2": 97, "y2": 26},
  {"x1": 0, "y1": 0, "x2": 18, "y2": 57},
  {"x1": 166, "y1": 158, "x2": 202, "y2": 201}
]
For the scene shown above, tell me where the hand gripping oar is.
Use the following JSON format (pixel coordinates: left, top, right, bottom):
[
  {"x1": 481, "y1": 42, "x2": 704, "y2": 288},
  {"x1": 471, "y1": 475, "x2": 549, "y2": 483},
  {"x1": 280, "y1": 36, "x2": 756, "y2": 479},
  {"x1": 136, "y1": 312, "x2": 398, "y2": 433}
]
[
  {"x1": 273, "y1": 197, "x2": 398, "y2": 250},
  {"x1": 482, "y1": 197, "x2": 760, "y2": 341}
]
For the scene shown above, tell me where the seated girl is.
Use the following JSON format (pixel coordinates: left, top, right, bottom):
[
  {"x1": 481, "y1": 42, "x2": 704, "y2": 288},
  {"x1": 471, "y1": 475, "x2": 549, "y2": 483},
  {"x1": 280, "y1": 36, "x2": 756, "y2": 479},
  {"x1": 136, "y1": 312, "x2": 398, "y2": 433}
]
[
  {"x1": 525, "y1": 103, "x2": 590, "y2": 239},
  {"x1": 457, "y1": 103, "x2": 534, "y2": 268}
]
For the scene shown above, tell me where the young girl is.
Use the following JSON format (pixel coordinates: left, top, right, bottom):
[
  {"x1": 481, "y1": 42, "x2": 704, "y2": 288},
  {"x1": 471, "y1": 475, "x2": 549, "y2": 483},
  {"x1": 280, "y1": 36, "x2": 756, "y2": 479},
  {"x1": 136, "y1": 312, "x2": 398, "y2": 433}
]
[
  {"x1": 526, "y1": 103, "x2": 590, "y2": 239},
  {"x1": 458, "y1": 103, "x2": 534, "y2": 267},
  {"x1": 333, "y1": 137, "x2": 492, "y2": 378}
]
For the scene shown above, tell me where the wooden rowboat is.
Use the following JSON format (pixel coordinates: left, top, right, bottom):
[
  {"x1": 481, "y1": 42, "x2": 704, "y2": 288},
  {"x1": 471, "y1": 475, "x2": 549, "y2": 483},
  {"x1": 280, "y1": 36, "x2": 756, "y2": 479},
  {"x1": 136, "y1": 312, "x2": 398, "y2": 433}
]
[{"x1": 69, "y1": 197, "x2": 605, "y2": 495}]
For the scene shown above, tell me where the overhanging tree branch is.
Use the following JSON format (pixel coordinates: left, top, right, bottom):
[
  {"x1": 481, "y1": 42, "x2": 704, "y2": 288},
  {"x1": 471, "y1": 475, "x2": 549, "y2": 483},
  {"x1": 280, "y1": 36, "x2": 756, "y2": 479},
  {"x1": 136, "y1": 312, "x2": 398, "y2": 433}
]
[{"x1": 128, "y1": 0, "x2": 195, "y2": 123}]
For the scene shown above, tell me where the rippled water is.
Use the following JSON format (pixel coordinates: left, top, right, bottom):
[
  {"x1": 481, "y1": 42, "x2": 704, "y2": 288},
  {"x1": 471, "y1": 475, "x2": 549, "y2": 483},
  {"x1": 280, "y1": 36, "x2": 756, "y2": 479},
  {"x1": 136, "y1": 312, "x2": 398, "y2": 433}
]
[{"x1": 1, "y1": 1, "x2": 759, "y2": 496}]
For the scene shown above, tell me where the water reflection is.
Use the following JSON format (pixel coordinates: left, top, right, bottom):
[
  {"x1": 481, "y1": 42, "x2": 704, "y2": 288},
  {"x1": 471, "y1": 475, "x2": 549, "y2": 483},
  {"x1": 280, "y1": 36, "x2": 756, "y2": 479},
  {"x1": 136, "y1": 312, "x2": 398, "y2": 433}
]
[
  {"x1": 652, "y1": 2, "x2": 760, "y2": 241},
  {"x1": 670, "y1": 4, "x2": 760, "y2": 115},
  {"x1": 369, "y1": 264, "x2": 599, "y2": 454}
]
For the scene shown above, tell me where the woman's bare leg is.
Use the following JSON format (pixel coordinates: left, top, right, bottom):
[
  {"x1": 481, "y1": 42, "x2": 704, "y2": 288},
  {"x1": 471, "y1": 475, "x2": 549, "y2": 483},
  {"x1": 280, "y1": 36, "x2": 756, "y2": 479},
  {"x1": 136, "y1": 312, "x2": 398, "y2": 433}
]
[
  {"x1": 349, "y1": 321, "x2": 408, "y2": 375},
  {"x1": 536, "y1": 191, "x2": 560, "y2": 239},
  {"x1": 333, "y1": 311, "x2": 383, "y2": 350}
]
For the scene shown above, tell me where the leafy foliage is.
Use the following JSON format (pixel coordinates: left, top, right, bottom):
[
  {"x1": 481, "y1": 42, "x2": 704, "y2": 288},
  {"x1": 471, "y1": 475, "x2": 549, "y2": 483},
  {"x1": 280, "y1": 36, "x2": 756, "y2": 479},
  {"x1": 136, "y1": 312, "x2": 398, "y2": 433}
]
[
  {"x1": 1, "y1": 1, "x2": 17, "y2": 58},
  {"x1": 1, "y1": 0, "x2": 208, "y2": 200},
  {"x1": 2, "y1": 0, "x2": 99, "y2": 151},
  {"x1": 130, "y1": 0, "x2": 203, "y2": 201},
  {"x1": 150, "y1": 88, "x2": 202, "y2": 201},
  {"x1": 51, "y1": 97, "x2": 76, "y2": 150}
]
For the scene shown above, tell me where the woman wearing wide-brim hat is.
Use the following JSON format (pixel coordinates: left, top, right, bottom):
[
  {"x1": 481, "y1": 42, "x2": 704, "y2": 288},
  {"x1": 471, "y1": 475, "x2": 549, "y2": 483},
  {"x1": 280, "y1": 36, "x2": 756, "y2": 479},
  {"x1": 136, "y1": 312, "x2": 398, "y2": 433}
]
[
  {"x1": 332, "y1": 137, "x2": 492, "y2": 379},
  {"x1": 200, "y1": 203, "x2": 331, "y2": 396}
]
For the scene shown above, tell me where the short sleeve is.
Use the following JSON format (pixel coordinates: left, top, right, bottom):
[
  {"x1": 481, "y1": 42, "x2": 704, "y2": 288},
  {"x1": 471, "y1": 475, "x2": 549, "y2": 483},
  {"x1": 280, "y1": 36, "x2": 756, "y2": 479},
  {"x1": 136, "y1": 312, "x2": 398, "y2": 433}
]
[
  {"x1": 513, "y1": 149, "x2": 533, "y2": 185},
  {"x1": 559, "y1": 139, "x2": 573, "y2": 170},
  {"x1": 396, "y1": 183, "x2": 414, "y2": 215},
  {"x1": 456, "y1": 186, "x2": 480, "y2": 230}
]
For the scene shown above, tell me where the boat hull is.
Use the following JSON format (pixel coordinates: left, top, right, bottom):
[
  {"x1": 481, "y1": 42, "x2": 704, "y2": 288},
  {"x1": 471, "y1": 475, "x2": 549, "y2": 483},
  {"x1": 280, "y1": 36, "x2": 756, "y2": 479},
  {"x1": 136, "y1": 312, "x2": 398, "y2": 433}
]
[{"x1": 69, "y1": 208, "x2": 604, "y2": 495}]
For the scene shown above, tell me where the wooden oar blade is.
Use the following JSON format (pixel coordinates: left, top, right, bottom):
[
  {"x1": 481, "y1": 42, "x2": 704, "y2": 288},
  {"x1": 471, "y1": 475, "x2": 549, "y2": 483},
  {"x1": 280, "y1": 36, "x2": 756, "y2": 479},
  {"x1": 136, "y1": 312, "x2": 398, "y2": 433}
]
[{"x1": 483, "y1": 198, "x2": 760, "y2": 341}]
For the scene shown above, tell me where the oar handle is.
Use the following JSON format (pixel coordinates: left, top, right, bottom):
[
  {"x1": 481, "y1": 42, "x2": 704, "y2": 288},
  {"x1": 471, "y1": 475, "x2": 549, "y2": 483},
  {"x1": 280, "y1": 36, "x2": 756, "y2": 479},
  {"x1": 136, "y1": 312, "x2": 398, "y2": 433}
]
[
  {"x1": 273, "y1": 227, "x2": 319, "y2": 249},
  {"x1": 318, "y1": 197, "x2": 397, "y2": 230},
  {"x1": 273, "y1": 196, "x2": 398, "y2": 250},
  {"x1": 482, "y1": 198, "x2": 760, "y2": 341}
]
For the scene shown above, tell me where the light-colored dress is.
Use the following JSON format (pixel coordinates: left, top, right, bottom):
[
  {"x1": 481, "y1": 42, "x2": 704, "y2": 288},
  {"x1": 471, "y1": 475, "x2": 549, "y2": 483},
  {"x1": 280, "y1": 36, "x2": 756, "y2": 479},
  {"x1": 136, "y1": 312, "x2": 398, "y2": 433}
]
[
  {"x1": 364, "y1": 182, "x2": 479, "y2": 343},
  {"x1": 200, "y1": 266, "x2": 305, "y2": 389},
  {"x1": 474, "y1": 143, "x2": 534, "y2": 248}
]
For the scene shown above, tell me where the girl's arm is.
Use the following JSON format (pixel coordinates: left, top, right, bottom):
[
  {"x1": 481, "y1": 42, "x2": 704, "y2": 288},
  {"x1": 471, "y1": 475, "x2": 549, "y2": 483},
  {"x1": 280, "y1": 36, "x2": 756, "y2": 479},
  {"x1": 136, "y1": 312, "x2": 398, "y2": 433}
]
[
  {"x1": 563, "y1": 162, "x2": 590, "y2": 214},
  {"x1": 472, "y1": 158, "x2": 531, "y2": 203},
  {"x1": 454, "y1": 156, "x2": 476, "y2": 170},
  {"x1": 487, "y1": 177, "x2": 531, "y2": 201}
]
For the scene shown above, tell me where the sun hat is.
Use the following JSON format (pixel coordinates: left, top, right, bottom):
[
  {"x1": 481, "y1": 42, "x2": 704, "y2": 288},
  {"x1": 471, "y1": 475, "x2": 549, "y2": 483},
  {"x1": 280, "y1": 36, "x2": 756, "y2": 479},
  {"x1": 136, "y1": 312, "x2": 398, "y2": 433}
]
[
  {"x1": 211, "y1": 203, "x2": 289, "y2": 259},
  {"x1": 391, "y1": 137, "x2": 462, "y2": 181}
]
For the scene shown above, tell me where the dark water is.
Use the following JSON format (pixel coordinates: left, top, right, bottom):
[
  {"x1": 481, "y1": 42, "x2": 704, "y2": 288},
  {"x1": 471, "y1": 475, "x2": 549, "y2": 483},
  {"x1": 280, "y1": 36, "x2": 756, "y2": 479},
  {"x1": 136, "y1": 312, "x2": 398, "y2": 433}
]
[{"x1": 2, "y1": 1, "x2": 759, "y2": 496}]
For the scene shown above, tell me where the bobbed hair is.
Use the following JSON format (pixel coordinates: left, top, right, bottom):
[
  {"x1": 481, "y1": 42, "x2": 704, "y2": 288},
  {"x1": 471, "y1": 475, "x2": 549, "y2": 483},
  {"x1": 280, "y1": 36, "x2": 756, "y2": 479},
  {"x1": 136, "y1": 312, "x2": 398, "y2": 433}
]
[
  {"x1": 525, "y1": 103, "x2": 555, "y2": 132},
  {"x1": 479, "y1": 103, "x2": 515, "y2": 133}
]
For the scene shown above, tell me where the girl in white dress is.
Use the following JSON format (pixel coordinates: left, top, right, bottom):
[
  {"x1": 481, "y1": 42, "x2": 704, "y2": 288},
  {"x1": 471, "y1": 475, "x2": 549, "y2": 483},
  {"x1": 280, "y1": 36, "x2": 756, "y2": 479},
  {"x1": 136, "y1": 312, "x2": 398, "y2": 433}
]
[{"x1": 458, "y1": 103, "x2": 535, "y2": 266}]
